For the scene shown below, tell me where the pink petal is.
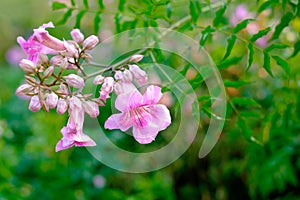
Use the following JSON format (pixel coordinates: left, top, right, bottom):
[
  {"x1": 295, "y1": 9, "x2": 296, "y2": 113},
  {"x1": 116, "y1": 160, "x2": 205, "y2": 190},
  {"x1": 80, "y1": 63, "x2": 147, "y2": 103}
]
[
  {"x1": 143, "y1": 85, "x2": 163, "y2": 105},
  {"x1": 149, "y1": 104, "x2": 171, "y2": 130},
  {"x1": 104, "y1": 112, "x2": 132, "y2": 131},
  {"x1": 132, "y1": 125, "x2": 158, "y2": 144},
  {"x1": 115, "y1": 90, "x2": 142, "y2": 112},
  {"x1": 128, "y1": 90, "x2": 143, "y2": 109},
  {"x1": 55, "y1": 138, "x2": 74, "y2": 152},
  {"x1": 73, "y1": 133, "x2": 96, "y2": 146}
]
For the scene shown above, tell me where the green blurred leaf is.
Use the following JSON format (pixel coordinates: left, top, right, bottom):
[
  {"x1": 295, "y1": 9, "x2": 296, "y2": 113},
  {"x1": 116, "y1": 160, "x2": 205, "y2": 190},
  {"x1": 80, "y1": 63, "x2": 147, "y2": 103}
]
[
  {"x1": 98, "y1": 0, "x2": 105, "y2": 9},
  {"x1": 232, "y1": 97, "x2": 261, "y2": 108},
  {"x1": 222, "y1": 35, "x2": 237, "y2": 60},
  {"x1": 238, "y1": 117, "x2": 252, "y2": 140},
  {"x1": 271, "y1": 12, "x2": 294, "y2": 40},
  {"x1": 224, "y1": 80, "x2": 250, "y2": 88},
  {"x1": 265, "y1": 43, "x2": 289, "y2": 52},
  {"x1": 217, "y1": 56, "x2": 242, "y2": 69},
  {"x1": 192, "y1": 101, "x2": 200, "y2": 121},
  {"x1": 115, "y1": 13, "x2": 122, "y2": 33},
  {"x1": 247, "y1": 43, "x2": 254, "y2": 70},
  {"x1": 189, "y1": 0, "x2": 199, "y2": 22},
  {"x1": 290, "y1": 40, "x2": 300, "y2": 58},
  {"x1": 74, "y1": 10, "x2": 86, "y2": 28},
  {"x1": 263, "y1": 51, "x2": 273, "y2": 77},
  {"x1": 94, "y1": 12, "x2": 102, "y2": 34},
  {"x1": 258, "y1": 0, "x2": 279, "y2": 13},
  {"x1": 240, "y1": 110, "x2": 262, "y2": 118},
  {"x1": 118, "y1": 0, "x2": 126, "y2": 11},
  {"x1": 52, "y1": 2, "x2": 67, "y2": 10},
  {"x1": 233, "y1": 19, "x2": 253, "y2": 34},
  {"x1": 199, "y1": 26, "x2": 215, "y2": 47},
  {"x1": 57, "y1": 9, "x2": 73, "y2": 25},
  {"x1": 83, "y1": 0, "x2": 89, "y2": 9},
  {"x1": 272, "y1": 55, "x2": 290, "y2": 75},
  {"x1": 250, "y1": 27, "x2": 271, "y2": 43},
  {"x1": 213, "y1": 4, "x2": 226, "y2": 27},
  {"x1": 71, "y1": 0, "x2": 76, "y2": 6},
  {"x1": 166, "y1": 3, "x2": 172, "y2": 18}
]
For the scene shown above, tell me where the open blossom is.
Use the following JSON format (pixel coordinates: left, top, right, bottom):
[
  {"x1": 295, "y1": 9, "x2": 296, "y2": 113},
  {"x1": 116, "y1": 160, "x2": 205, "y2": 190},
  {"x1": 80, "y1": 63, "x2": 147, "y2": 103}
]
[
  {"x1": 99, "y1": 77, "x2": 114, "y2": 101},
  {"x1": 56, "y1": 96, "x2": 96, "y2": 152},
  {"x1": 105, "y1": 85, "x2": 171, "y2": 144}
]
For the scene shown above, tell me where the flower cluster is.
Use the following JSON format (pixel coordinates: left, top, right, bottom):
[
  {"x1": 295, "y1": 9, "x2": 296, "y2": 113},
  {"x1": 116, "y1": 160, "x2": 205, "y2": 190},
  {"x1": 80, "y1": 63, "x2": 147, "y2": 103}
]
[{"x1": 15, "y1": 22, "x2": 171, "y2": 151}]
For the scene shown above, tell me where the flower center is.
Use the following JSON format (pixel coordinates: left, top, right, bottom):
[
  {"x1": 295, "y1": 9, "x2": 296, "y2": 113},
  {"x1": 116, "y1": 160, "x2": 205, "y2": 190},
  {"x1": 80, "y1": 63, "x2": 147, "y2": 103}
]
[{"x1": 130, "y1": 106, "x2": 151, "y2": 128}]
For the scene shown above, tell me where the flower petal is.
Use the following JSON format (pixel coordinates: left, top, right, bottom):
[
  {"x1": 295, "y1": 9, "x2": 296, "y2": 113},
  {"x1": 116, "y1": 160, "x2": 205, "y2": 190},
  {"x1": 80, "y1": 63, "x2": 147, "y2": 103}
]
[
  {"x1": 143, "y1": 85, "x2": 163, "y2": 105},
  {"x1": 73, "y1": 133, "x2": 96, "y2": 147},
  {"x1": 55, "y1": 138, "x2": 74, "y2": 152},
  {"x1": 104, "y1": 112, "x2": 132, "y2": 131},
  {"x1": 115, "y1": 89, "x2": 142, "y2": 112},
  {"x1": 132, "y1": 125, "x2": 158, "y2": 144},
  {"x1": 149, "y1": 104, "x2": 171, "y2": 130}
]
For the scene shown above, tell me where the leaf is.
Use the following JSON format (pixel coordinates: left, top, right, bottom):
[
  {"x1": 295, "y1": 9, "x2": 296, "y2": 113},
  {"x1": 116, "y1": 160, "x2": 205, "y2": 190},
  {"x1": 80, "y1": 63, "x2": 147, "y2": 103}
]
[
  {"x1": 98, "y1": 0, "x2": 105, "y2": 9},
  {"x1": 94, "y1": 12, "x2": 102, "y2": 34},
  {"x1": 265, "y1": 43, "x2": 289, "y2": 52},
  {"x1": 57, "y1": 9, "x2": 73, "y2": 25},
  {"x1": 258, "y1": 0, "x2": 279, "y2": 13},
  {"x1": 74, "y1": 10, "x2": 86, "y2": 28},
  {"x1": 114, "y1": 13, "x2": 122, "y2": 33},
  {"x1": 238, "y1": 117, "x2": 252, "y2": 141},
  {"x1": 290, "y1": 40, "x2": 300, "y2": 58},
  {"x1": 250, "y1": 27, "x2": 271, "y2": 43},
  {"x1": 213, "y1": 4, "x2": 226, "y2": 27},
  {"x1": 118, "y1": 0, "x2": 126, "y2": 11},
  {"x1": 240, "y1": 110, "x2": 262, "y2": 118},
  {"x1": 232, "y1": 97, "x2": 261, "y2": 108},
  {"x1": 272, "y1": 55, "x2": 290, "y2": 75},
  {"x1": 166, "y1": 3, "x2": 172, "y2": 18},
  {"x1": 247, "y1": 43, "x2": 254, "y2": 70},
  {"x1": 189, "y1": 0, "x2": 199, "y2": 22},
  {"x1": 222, "y1": 35, "x2": 237, "y2": 60},
  {"x1": 217, "y1": 56, "x2": 242, "y2": 69},
  {"x1": 71, "y1": 0, "x2": 76, "y2": 6},
  {"x1": 233, "y1": 19, "x2": 253, "y2": 34},
  {"x1": 199, "y1": 26, "x2": 215, "y2": 46},
  {"x1": 52, "y1": 2, "x2": 67, "y2": 10},
  {"x1": 192, "y1": 101, "x2": 200, "y2": 121},
  {"x1": 263, "y1": 51, "x2": 273, "y2": 77},
  {"x1": 224, "y1": 80, "x2": 250, "y2": 88},
  {"x1": 271, "y1": 12, "x2": 294, "y2": 40},
  {"x1": 83, "y1": 0, "x2": 89, "y2": 9}
]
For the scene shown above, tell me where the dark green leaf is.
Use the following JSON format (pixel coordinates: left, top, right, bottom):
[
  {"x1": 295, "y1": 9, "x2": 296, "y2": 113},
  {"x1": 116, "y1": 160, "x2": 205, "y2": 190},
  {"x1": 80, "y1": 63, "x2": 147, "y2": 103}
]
[
  {"x1": 250, "y1": 27, "x2": 271, "y2": 43},
  {"x1": 122, "y1": 19, "x2": 138, "y2": 31},
  {"x1": 94, "y1": 12, "x2": 102, "y2": 34},
  {"x1": 240, "y1": 110, "x2": 262, "y2": 118},
  {"x1": 290, "y1": 40, "x2": 300, "y2": 58},
  {"x1": 271, "y1": 12, "x2": 294, "y2": 40},
  {"x1": 166, "y1": 3, "x2": 172, "y2": 18},
  {"x1": 71, "y1": 0, "x2": 76, "y2": 6},
  {"x1": 199, "y1": 26, "x2": 215, "y2": 46},
  {"x1": 98, "y1": 0, "x2": 105, "y2": 9},
  {"x1": 179, "y1": 63, "x2": 190, "y2": 76},
  {"x1": 247, "y1": 43, "x2": 254, "y2": 70},
  {"x1": 195, "y1": 0, "x2": 202, "y2": 13},
  {"x1": 233, "y1": 19, "x2": 253, "y2": 34},
  {"x1": 192, "y1": 101, "x2": 200, "y2": 121},
  {"x1": 83, "y1": 0, "x2": 89, "y2": 9},
  {"x1": 189, "y1": 0, "x2": 199, "y2": 22},
  {"x1": 197, "y1": 95, "x2": 210, "y2": 103},
  {"x1": 223, "y1": 35, "x2": 237, "y2": 60},
  {"x1": 263, "y1": 51, "x2": 273, "y2": 77},
  {"x1": 213, "y1": 4, "x2": 226, "y2": 27},
  {"x1": 75, "y1": 10, "x2": 86, "y2": 28},
  {"x1": 258, "y1": 0, "x2": 278, "y2": 13},
  {"x1": 272, "y1": 55, "x2": 290, "y2": 75},
  {"x1": 232, "y1": 97, "x2": 261, "y2": 108},
  {"x1": 217, "y1": 56, "x2": 242, "y2": 69},
  {"x1": 114, "y1": 13, "x2": 122, "y2": 33},
  {"x1": 265, "y1": 43, "x2": 289, "y2": 52},
  {"x1": 118, "y1": 0, "x2": 126, "y2": 11},
  {"x1": 224, "y1": 80, "x2": 250, "y2": 88},
  {"x1": 52, "y1": 2, "x2": 67, "y2": 10},
  {"x1": 57, "y1": 9, "x2": 73, "y2": 25},
  {"x1": 238, "y1": 117, "x2": 252, "y2": 140}
]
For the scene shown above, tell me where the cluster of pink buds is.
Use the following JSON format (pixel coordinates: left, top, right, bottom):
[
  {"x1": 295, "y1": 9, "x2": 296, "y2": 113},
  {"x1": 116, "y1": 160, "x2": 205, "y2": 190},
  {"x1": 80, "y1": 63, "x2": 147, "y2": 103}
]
[{"x1": 15, "y1": 22, "x2": 171, "y2": 152}]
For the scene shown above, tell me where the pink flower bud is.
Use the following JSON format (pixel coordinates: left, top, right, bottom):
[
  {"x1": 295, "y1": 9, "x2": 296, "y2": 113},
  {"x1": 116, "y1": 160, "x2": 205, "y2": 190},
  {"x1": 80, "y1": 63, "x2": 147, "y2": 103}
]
[
  {"x1": 71, "y1": 29, "x2": 85, "y2": 43},
  {"x1": 29, "y1": 95, "x2": 42, "y2": 112},
  {"x1": 83, "y1": 35, "x2": 99, "y2": 50},
  {"x1": 50, "y1": 55, "x2": 64, "y2": 66},
  {"x1": 44, "y1": 66, "x2": 54, "y2": 78},
  {"x1": 114, "y1": 82, "x2": 123, "y2": 95},
  {"x1": 63, "y1": 41, "x2": 79, "y2": 57},
  {"x1": 129, "y1": 64, "x2": 148, "y2": 84},
  {"x1": 102, "y1": 77, "x2": 114, "y2": 93},
  {"x1": 38, "y1": 53, "x2": 49, "y2": 64},
  {"x1": 19, "y1": 59, "x2": 36, "y2": 73},
  {"x1": 16, "y1": 84, "x2": 33, "y2": 96},
  {"x1": 114, "y1": 71, "x2": 123, "y2": 81},
  {"x1": 46, "y1": 92, "x2": 58, "y2": 109},
  {"x1": 123, "y1": 69, "x2": 133, "y2": 82},
  {"x1": 83, "y1": 100, "x2": 99, "y2": 118},
  {"x1": 129, "y1": 54, "x2": 144, "y2": 63},
  {"x1": 64, "y1": 74, "x2": 85, "y2": 88},
  {"x1": 93, "y1": 75, "x2": 105, "y2": 85},
  {"x1": 57, "y1": 83, "x2": 69, "y2": 96},
  {"x1": 56, "y1": 98, "x2": 68, "y2": 114}
]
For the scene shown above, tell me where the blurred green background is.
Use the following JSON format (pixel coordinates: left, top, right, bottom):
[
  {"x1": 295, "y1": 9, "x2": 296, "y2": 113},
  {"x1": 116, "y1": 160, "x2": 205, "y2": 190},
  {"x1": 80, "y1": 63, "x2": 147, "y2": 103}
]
[{"x1": 1, "y1": 0, "x2": 300, "y2": 199}]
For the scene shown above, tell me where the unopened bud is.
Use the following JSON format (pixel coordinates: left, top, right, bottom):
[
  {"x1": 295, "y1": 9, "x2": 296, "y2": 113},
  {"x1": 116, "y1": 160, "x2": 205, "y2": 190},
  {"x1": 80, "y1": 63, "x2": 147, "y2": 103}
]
[
  {"x1": 71, "y1": 29, "x2": 85, "y2": 43},
  {"x1": 83, "y1": 100, "x2": 99, "y2": 118},
  {"x1": 102, "y1": 77, "x2": 114, "y2": 93},
  {"x1": 29, "y1": 95, "x2": 42, "y2": 112},
  {"x1": 63, "y1": 40, "x2": 78, "y2": 57},
  {"x1": 57, "y1": 83, "x2": 69, "y2": 96},
  {"x1": 93, "y1": 75, "x2": 105, "y2": 85},
  {"x1": 38, "y1": 53, "x2": 49, "y2": 64},
  {"x1": 129, "y1": 64, "x2": 148, "y2": 84},
  {"x1": 123, "y1": 69, "x2": 133, "y2": 82},
  {"x1": 44, "y1": 66, "x2": 54, "y2": 78},
  {"x1": 114, "y1": 71, "x2": 123, "y2": 81},
  {"x1": 56, "y1": 98, "x2": 68, "y2": 114},
  {"x1": 45, "y1": 92, "x2": 58, "y2": 109},
  {"x1": 64, "y1": 74, "x2": 85, "y2": 88},
  {"x1": 83, "y1": 35, "x2": 99, "y2": 50},
  {"x1": 19, "y1": 59, "x2": 36, "y2": 73},
  {"x1": 25, "y1": 75, "x2": 39, "y2": 85},
  {"x1": 114, "y1": 82, "x2": 123, "y2": 95},
  {"x1": 50, "y1": 55, "x2": 63, "y2": 66},
  {"x1": 129, "y1": 54, "x2": 144, "y2": 63},
  {"x1": 16, "y1": 84, "x2": 33, "y2": 96}
]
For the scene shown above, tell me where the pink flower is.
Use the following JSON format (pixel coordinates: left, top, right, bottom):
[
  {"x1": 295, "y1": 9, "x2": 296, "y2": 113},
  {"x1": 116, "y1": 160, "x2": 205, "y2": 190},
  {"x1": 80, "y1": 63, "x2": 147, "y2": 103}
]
[
  {"x1": 104, "y1": 85, "x2": 171, "y2": 144},
  {"x1": 29, "y1": 95, "x2": 42, "y2": 112},
  {"x1": 56, "y1": 96, "x2": 96, "y2": 152},
  {"x1": 71, "y1": 29, "x2": 85, "y2": 43},
  {"x1": 57, "y1": 98, "x2": 68, "y2": 114},
  {"x1": 64, "y1": 74, "x2": 85, "y2": 88},
  {"x1": 99, "y1": 77, "x2": 114, "y2": 101},
  {"x1": 45, "y1": 92, "x2": 58, "y2": 109},
  {"x1": 129, "y1": 64, "x2": 148, "y2": 84},
  {"x1": 82, "y1": 35, "x2": 99, "y2": 50}
]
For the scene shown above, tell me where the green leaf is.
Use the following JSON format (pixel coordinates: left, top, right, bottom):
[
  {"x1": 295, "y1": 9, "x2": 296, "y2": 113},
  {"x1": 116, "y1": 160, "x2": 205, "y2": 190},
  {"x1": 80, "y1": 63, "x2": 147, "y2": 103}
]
[
  {"x1": 222, "y1": 35, "x2": 237, "y2": 60},
  {"x1": 94, "y1": 12, "x2": 102, "y2": 34},
  {"x1": 238, "y1": 117, "x2": 252, "y2": 141},
  {"x1": 263, "y1": 51, "x2": 273, "y2": 77},
  {"x1": 199, "y1": 26, "x2": 215, "y2": 46},
  {"x1": 52, "y1": 2, "x2": 67, "y2": 10},
  {"x1": 265, "y1": 43, "x2": 289, "y2": 52},
  {"x1": 189, "y1": 0, "x2": 199, "y2": 22},
  {"x1": 258, "y1": 0, "x2": 278, "y2": 13},
  {"x1": 224, "y1": 80, "x2": 250, "y2": 88},
  {"x1": 240, "y1": 110, "x2": 262, "y2": 118},
  {"x1": 272, "y1": 55, "x2": 290, "y2": 75},
  {"x1": 57, "y1": 9, "x2": 73, "y2": 25},
  {"x1": 233, "y1": 19, "x2": 253, "y2": 34},
  {"x1": 247, "y1": 43, "x2": 254, "y2": 70},
  {"x1": 83, "y1": 0, "x2": 89, "y2": 9},
  {"x1": 217, "y1": 56, "x2": 242, "y2": 69},
  {"x1": 271, "y1": 12, "x2": 294, "y2": 40},
  {"x1": 166, "y1": 3, "x2": 172, "y2": 19},
  {"x1": 290, "y1": 40, "x2": 300, "y2": 58},
  {"x1": 192, "y1": 101, "x2": 200, "y2": 121},
  {"x1": 74, "y1": 10, "x2": 86, "y2": 28},
  {"x1": 98, "y1": 0, "x2": 105, "y2": 9},
  {"x1": 232, "y1": 97, "x2": 261, "y2": 108},
  {"x1": 71, "y1": 0, "x2": 76, "y2": 6},
  {"x1": 250, "y1": 27, "x2": 271, "y2": 43},
  {"x1": 213, "y1": 4, "x2": 226, "y2": 27},
  {"x1": 114, "y1": 13, "x2": 122, "y2": 33},
  {"x1": 118, "y1": 0, "x2": 126, "y2": 11}
]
